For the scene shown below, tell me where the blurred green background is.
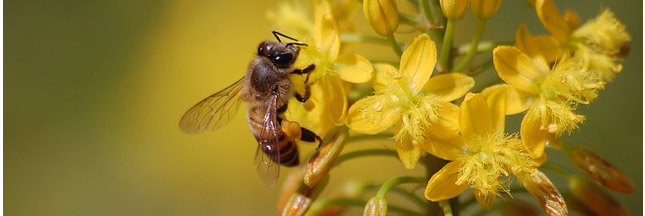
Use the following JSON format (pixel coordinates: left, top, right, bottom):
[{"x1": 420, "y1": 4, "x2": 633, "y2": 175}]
[{"x1": 5, "y1": 0, "x2": 642, "y2": 215}]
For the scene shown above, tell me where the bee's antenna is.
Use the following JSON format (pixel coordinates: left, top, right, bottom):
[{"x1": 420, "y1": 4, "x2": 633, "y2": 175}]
[
  {"x1": 286, "y1": 42, "x2": 308, "y2": 47},
  {"x1": 272, "y1": 31, "x2": 300, "y2": 43}
]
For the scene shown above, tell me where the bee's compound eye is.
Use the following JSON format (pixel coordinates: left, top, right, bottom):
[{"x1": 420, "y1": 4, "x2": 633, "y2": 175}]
[
  {"x1": 257, "y1": 46, "x2": 264, "y2": 55},
  {"x1": 273, "y1": 53, "x2": 293, "y2": 67}
]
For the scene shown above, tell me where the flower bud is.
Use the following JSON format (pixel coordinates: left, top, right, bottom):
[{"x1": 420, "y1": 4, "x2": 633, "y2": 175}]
[
  {"x1": 278, "y1": 168, "x2": 306, "y2": 211},
  {"x1": 440, "y1": 0, "x2": 469, "y2": 20},
  {"x1": 282, "y1": 193, "x2": 312, "y2": 216},
  {"x1": 363, "y1": 197, "x2": 387, "y2": 216},
  {"x1": 471, "y1": 0, "x2": 502, "y2": 20},
  {"x1": 520, "y1": 170, "x2": 568, "y2": 216},
  {"x1": 363, "y1": 0, "x2": 399, "y2": 36},
  {"x1": 568, "y1": 176, "x2": 630, "y2": 216},
  {"x1": 567, "y1": 146, "x2": 635, "y2": 194},
  {"x1": 304, "y1": 127, "x2": 348, "y2": 187}
]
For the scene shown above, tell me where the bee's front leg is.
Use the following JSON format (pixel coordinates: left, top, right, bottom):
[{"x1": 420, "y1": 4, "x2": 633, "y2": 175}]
[
  {"x1": 294, "y1": 85, "x2": 311, "y2": 103},
  {"x1": 293, "y1": 64, "x2": 315, "y2": 103}
]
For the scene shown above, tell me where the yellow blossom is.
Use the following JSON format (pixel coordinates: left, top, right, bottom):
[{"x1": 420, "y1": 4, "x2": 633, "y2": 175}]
[
  {"x1": 346, "y1": 34, "x2": 474, "y2": 169},
  {"x1": 271, "y1": 0, "x2": 374, "y2": 136},
  {"x1": 423, "y1": 93, "x2": 535, "y2": 207},
  {"x1": 490, "y1": 46, "x2": 603, "y2": 158},
  {"x1": 532, "y1": 0, "x2": 630, "y2": 81}
]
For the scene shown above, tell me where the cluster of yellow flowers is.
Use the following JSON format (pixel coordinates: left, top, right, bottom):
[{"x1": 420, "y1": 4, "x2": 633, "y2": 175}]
[{"x1": 269, "y1": 0, "x2": 633, "y2": 215}]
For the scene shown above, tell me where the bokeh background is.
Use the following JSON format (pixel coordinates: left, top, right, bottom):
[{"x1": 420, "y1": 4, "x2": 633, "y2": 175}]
[{"x1": 5, "y1": 0, "x2": 642, "y2": 215}]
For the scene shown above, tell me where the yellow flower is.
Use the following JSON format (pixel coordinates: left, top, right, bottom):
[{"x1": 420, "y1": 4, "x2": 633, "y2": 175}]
[
  {"x1": 272, "y1": 0, "x2": 374, "y2": 136},
  {"x1": 347, "y1": 34, "x2": 474, "y2": 169},
  {"x1": 490, "y1": 46, "x2": 603, "y2": 158},
  {"x1": 423, "y1": 93, "x2": 535, "y2": 207},
  {"x1": 531, "y1": 0, "x2": 630, "y2": 81}
]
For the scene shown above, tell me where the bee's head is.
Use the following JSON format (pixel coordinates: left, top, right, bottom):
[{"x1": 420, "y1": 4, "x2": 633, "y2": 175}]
[{"x1": 257, "y1": 40, "x2": 301, "y2": 68}]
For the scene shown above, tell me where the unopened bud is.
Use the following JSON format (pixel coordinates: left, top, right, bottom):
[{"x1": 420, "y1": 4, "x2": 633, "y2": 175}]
[
  {"x1": 278, "y1": 168, "x2": 306, "y2": 211},
  {"x1": 363, "y1": 197, "x2": 387, "y2": 216},
  {"x1": 363, "y1": 0, "x2": 399, "y2": 36},
  {"x1": 305, "y1": 127, "x2": 348, "y2": 187},
  {"x1": 520, "y1": 170, "x2": 568, "y2": 216},
  {"x1": 282, "y1": 193, "x2": 312, "y2": 216},
  {"x1": 440, "y1": 0, "x2": 469, "y2": 20},
  {"x1": 569, "y1": 176, "x2": 630, "y2": 216},
  {"x1": 567, "y1": 146, "x2": 635, "y2": 194},
  {"x1": 471, "y1": 0, "x2": 502, "y2": 20}
]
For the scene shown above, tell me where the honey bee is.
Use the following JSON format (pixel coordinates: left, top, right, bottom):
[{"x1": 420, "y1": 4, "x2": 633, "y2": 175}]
[{"x1": 179, "y1": 31, "x2": 320, "y2": 187}]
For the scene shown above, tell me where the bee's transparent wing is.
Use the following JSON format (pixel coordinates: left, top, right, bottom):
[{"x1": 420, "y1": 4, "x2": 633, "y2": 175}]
[
  {"x1": 179, "y1": 77, "x2": 245, "y2": 134},
  {"x1": 254, "y1": 94, "x2": 281, "y2": 187}
]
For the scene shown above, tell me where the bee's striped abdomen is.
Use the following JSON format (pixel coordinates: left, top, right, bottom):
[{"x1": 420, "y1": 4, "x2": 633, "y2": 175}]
[{"x1": 247, "y1": 106, "x2": 300, "y2": 166}]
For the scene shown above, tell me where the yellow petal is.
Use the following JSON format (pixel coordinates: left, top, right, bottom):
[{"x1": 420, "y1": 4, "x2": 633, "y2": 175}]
[
  {"x1": 460, "y1": 93, "x2": 493, "y2": 143},
  {"x1": 520, "y1": 114, "x2": 547, "y2": 159},
  {"x1": 535, "y1": 0, "x2": 570, "y2": 42},
  {"x1": 531, "y1": 35, "x2": 562, "y2": 63},
  {"x1": 323, "y1": 76, "x2": 347, "y2": 124},
  {"x1": 396, "y1": 135, "x2": 421, "y2": 169},
  {"x1": 474, "y1": 189, "x2": 496, "y2": 209},
  {"x1": 346, "y1": 95, "x2": 402, "y2": 134},
  {"x1": 485, "y1": 87, "x2": 507, "y2": 133},
  {"x1": 400, "y1": 34, "x2": 436, "y2": 94},
  {"x1": 427, "y1": 101, "x2": 460, "y2": 139},
  {"x1": 315, "y1": 14, "x2": 340, "y2": 61},
  {"x1": 564, "y1": 9, "x2": 580, "y2": 30},
  {"x1": 533, "y1": 151, "x2": 547, "y2": 167},
  {"x1": 423, "y1": 73, "x2": 474, "y2": 102},
  {"x1": 372, "y1": 63, "x2": 401, "y2": 88},
  {"x1": 335, "y1": 54, "x2": 374, "y2": 83},
  {"x1": 363, "y1": 0, "x2": 399, "y2": 36},
  {"x1": 471, "y1": 0, "x2": 503, "y2": 20},
  {"x1": 515, "y1": 24, "x2": 562, "y2": 63},
  {"x1": 493, "y1": 46, "x2": 542, "y2": 93},
  {"x1": 481, "y1": 84, "x2": 536, "y2": 115},
  {"x1": 425, "y1": 161, "x2": 469, "y2": 201},
  {"x1": 421, "y1": 135, "x2": 464, "y2": 161}
]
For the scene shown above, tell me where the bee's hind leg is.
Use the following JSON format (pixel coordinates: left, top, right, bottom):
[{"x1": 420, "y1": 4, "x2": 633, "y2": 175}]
[{"x1": 300, "y1": 127, "x2": 322, "y2": 148}]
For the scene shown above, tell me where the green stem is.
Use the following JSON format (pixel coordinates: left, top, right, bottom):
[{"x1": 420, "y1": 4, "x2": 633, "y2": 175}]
[
  {"x1": 439, "y1": 19, "x2": 456, "y2": 72},
  {"x1": 454, "y1": 20, "x2": 487, "y2": 72},
  {"x1": 441, "y1": 200, "x2": 453, "y2": 216},
  {"x1": 419, "y1": 0, "x2": 436, "y2": 25},
  {"x1": 400, "y1": 13, "x2": 419, "y2": 25},
  {"x1": 376, "y1": 176, "x2": 427, "y2": 198},
  {"x1": 363, "y1": 184, "x2": 429, "y2": 211},
  {"x1": 309, "y1": 198, "x2": 424, "y2": 216},
  {"x1": 387, "y1": 32, "x2": 403, "y2": 57},
  {"x1": 334, "y1": 149, "x2": 398, "y2": 167}
]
